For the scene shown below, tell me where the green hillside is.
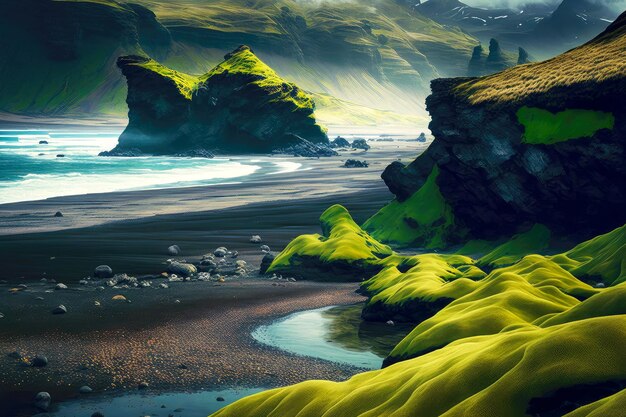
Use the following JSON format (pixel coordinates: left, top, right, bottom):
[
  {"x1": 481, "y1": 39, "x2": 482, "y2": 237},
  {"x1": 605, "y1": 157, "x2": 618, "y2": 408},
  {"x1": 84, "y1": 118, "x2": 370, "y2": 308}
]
[{"x1": 0, "y1": 0, "x2": 476, "y2": 122}]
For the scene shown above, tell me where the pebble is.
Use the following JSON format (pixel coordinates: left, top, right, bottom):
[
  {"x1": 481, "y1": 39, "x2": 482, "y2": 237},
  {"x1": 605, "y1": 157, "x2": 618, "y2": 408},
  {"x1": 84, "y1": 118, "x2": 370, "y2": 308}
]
[
  {"x1": 138, "y1": 381, "x2": 149, "y2": 390},
  {"x1": 260, "y1": 245, "x2": 271, "y2": 253},
  {"x1": 34, "y1": 392, "x2": 51, "y2": 410},
  {"x1": 174, "y1": 299, "x2": 181, "y2": 304},
  {"x1": 249, "y1": 235, "x2": 262, "y2": 243},
  {"x1": 111, "y1": 295, "x2": 127, "y2": 301},
  {"x1": 168, "y1": 245, "x2": 181, "y2": 256},
  {"x1": 54, "y1": 283, "x2": 68, "y2": 290},
  {"x1": 54, "y1": 211, "x2": 63, "y2": 217},
  {"x1": 35, "y1": 296, "x2": 45, "y2": 300},
  {"x1": 32, "y1": 355, "x2": 49, "y2": 367},
  {"x1": 160, "y1": 283, "x2": 169, "y2": 289},
  {"x1": 79, "y1": 385, "x2": 93, "y2": 394},
  {"x1": 214, "y1": 247, "x2": 228, "y2": 257},
  {"x1": 386, "y1": 320, "x2": 395, "y2": 326},
  {"x1": 94, "y1": 301, "x2": 101, "y2": 307},
  {"x1": 52, "y1": 305, "x2": 67, "y2": 315}
]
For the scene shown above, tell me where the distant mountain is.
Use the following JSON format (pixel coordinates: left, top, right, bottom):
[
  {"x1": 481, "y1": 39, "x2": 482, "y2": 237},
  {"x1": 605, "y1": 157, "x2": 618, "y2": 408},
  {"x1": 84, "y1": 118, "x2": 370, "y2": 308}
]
[
  {"x1": 532, "y1": 0, "x2": 620, "y2": 47},
  {"x1": 414, "y1": 0, "x2": 619, "y2": 58},
  {"x1": 0, "y1": 0, "x2": 479, "y2": 120}
]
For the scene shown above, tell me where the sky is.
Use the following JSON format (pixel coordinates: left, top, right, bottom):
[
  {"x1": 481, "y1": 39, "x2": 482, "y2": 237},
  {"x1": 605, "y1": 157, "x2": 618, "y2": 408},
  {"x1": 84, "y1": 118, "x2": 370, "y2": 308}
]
[{"x1": 461, "y1": 0, "x2": 626, "y2": 12}]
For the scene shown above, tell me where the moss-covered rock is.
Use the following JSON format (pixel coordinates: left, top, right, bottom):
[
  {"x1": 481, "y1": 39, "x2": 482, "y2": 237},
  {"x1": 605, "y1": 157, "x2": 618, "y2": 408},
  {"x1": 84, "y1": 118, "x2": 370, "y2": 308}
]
[
  {"x1": 103, "y1": 45, "x2": 330, "y2": 156},
  {"x1": 363, "y1": 166, "x2": 466, "y2": 249},
  {"x1": 266, "y1": 205, "x2": 393, "y2": 281}
]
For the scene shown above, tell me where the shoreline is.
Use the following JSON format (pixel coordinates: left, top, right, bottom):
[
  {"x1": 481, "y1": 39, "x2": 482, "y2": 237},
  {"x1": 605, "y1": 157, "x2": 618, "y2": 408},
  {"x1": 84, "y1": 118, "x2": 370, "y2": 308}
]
[{"x1": 0, "y1": 279, "x2": 367, "y2": 417}]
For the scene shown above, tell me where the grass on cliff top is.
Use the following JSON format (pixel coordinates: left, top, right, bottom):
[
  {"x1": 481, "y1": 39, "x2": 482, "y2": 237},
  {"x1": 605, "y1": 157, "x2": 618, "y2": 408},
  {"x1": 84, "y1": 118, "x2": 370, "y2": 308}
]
[
  {"x1": 132, "y1": 59, "x2": 198, "y2": 99},
  {"x1": 517, "y1": 107, "x2": 615, "y2": 145},
  {"x1": 267, "y1": 204, "x2": 393, "y2": 277},
  {"x1": 212, "y1": 315, "x2": 626, "y2": 417},
  {"x1": 453, "y1": 15, "x2": 626, "y2": 106},
  {"x1": 199, "y1": 46, "x2": 315, "y2": 111},
  {"x1": 363, "y1": 165, "x2": 463, "y2": 249}
]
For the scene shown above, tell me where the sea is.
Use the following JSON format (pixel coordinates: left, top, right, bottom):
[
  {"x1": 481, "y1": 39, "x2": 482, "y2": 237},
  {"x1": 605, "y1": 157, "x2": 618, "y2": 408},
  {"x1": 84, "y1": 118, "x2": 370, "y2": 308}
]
[{"x1": 0, "y1": 129, "x2": 301, "y2": 204}]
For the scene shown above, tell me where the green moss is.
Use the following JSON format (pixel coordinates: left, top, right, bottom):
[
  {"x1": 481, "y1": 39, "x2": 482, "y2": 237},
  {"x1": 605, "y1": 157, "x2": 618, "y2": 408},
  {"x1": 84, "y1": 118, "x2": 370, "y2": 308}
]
[
  {"x1": 477, "y1": 224, "x2": 551, "y2": 268},
  {"x1": 199, "y1": 46, "x2": 315, "y2": 111},
  {"x1": 550, "y1": 224, "x2": 626, "y2": 285},
  {"x1": 517, "y1": 107, "x2": 615, "y2": 145},
  {"x1": 132, "y1": 59, "x2": 198, "y2": 99},
  {"x1": 267, "y1": 205, "x2": 393, "y2": 280},
  {"x1": 211, "y1": 316, "x2": 626, "y2": 417},
  {"x1": 363, "y1": 166, "x2": 463, "y2": 249}
]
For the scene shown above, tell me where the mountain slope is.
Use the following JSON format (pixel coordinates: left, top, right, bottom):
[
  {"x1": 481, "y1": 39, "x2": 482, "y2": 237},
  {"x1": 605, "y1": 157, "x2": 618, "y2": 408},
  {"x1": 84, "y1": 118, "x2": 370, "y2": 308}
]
[{"x1": 0, "y1": 0, "x2": 478, "y2": 119}]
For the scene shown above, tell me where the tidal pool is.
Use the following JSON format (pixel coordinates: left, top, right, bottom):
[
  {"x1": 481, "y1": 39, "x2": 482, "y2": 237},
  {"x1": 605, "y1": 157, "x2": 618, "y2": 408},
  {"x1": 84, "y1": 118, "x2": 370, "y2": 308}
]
[
  {"x1": 252, "y1": 303, "x2": 414, "y2": 369},
  {"x1": 49, "y1": 387, "x2": 264, "y2": 417}
]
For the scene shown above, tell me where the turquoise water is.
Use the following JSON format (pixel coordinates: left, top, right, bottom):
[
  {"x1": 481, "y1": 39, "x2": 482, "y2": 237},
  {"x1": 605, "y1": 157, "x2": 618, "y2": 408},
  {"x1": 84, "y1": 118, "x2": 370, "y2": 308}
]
[
  {"x1": 49, "y1": 387, "x2": 264, "y2": 417},
  {"x1": 252, "y1": 305, "x2": 408, "y2": 369},
  {"x1": 0, "y1": 129, "x2": 301, "y2": 204}
]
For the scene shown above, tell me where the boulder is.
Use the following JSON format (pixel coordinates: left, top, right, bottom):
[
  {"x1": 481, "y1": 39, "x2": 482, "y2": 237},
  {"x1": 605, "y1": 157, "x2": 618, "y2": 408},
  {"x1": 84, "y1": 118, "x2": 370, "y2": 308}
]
[
  {"x1": 167, "y1": 262, "x2": 197, "y2": 277},
  {"x1": 260, "y1": 245, "x2": 271, "y2": 253},
  {"x1": 260, "y1": 252, "x2": 276, "y2": 274},
  {"x1": 249, "y1": 235, "x2": 262, "y2": 243},
  {"x1": 94, "y1": 265, "x2": 114, "y2": 279},
  {"x1": 343, "y1": 159, "x2": 368, "y2": 168},
  {"x1": 54, "y1": 283, "x2": 68, "y2": 290},
  {"x1": 32, "y1": 355, "x2": 49, "y2": 367},
  {"x1": 330, "y1": 136, "x2": 350, "y2": 148},
  {"x1": 54, "y1": 211, "x2": 63, "y2": 217},
  {"x1": 34, "y1": 392, "x2": 51, "y2": 410},
  {"x1": 351, "y1": 139, "x2": 370, "y2": 150},
  {"x1": 214, "y1": 247, "x2": 228, "y2": 257}
]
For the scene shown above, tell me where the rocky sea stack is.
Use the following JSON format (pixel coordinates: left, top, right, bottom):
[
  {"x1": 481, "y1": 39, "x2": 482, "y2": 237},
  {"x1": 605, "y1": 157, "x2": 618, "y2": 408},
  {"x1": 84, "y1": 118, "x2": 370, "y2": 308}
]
[
  {"x1": 373, "y1": 14, "x2": 626, "y2": 246},
  {"x1": 102, "y1": 45, "x2": 330, "y2": 156}
]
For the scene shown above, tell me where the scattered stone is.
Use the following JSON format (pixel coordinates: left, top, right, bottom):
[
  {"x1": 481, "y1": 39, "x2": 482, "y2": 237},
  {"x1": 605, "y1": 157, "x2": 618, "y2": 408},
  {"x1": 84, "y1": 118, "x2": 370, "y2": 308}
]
[
  {"x1": 343, "y1": 159, "x2": 368, "y2": 168},
  {"x1": 214, "y1": 247, "x2": 228, "y2": 257},
  {"x1": 94, "y1": 301, "x2": 101, "y2": 307},
  {"x1": 218, "y1": 277, "x2": 225, "y2": 283},
  {"x1": 94, "y1": 265, "x2": 114, "y2": 279},
  {"x1": 386, "y1": 320, "x2": 395, "y2": 326},
  {"x1": 167, "y1": 262, "x2": 197, "y2": 277},
  {"x1": 230, "y1": 250, "x2": 239, "y2": 258},
  {"x1": 111, "y1": 295, "x2": 127, "y2": 301},
  {"x1": 53, "y1": 211, "x2": 63, "y2": 218},
  {"x1": 249, "y1": 235, "x2": 262, "y2": 243},
  {"x1": 235, "y1": 260, "x2": 247, "y2": 269},
  {"x1": 79, "y1": 385, "x2": 93, "y2": 394},
  {"x1": 17, "y1": 284, "x2": 28, "y2": 289},
  {"x1": 8, "y1": 351, "x2": 22, "y2": 359},
  {"x1": 178, "y1": 364, "x2": 188, "y2": 369},
  {"x1": 91, "y1": 412, "x2": 105, "y2": 417},
  {"x1": 159, "y1": 283, "x2": 169, "y2": 289},
  {"x1": 330, "y1": 136, "x2": 350, "y2": 148},
  {"x1": 96, "y1": 286, "x2": 105, "y2": 291},
  {"x1": 35, "y1": 296, "x2": 45, "y2": 300},
  {"x1": 174, "y1": 299, "x2": 181, "y2": 304},
  {"x1": 56, "y1": 154, "x2": 65, "y2": 158},
  {"x1": 54, "y1": 283, "x2": 68, "y2": 290},
  {"x1": 39, "y1": 140, "x2": 49, "y2": 144},
  {"x1": 288, "y1": 277, "x2": 297, "y2": 282},
  {"x1": 34, "y1": 392, "x2": 51, "y2": 410},
  {"x1": 260, "y1": 252, "x2": 276, "y2": 274},
  {"x1": 138, "y1": 381, "x2": 149, "y2": 390},
  {"x1": 52, "y1": 305, "x2": 67, "y2": 315},
  {"x1": 0, "y1": 313, "x2": 4, "y2": 319},
  {"x1": 416, "y1": 132, "x2": 427, "y2": 142},
  {"x1": 32, "y1": 355, "x2": 49, "y2": 367},
  {"x1": 260, "y1": 245, "x2": 271, "y2": 253},
  {"x1": 40, "y1": 278, "x2": 48, "y2": 283},
  {"x1": 595, "y1": 282, "x2": 606, "y2": 288},
  {"x1": 167, "y1": 245, "x2": 181, "y2": 255},
  {"x1": 79, "y1": 279, "x2": 89, "y2": 285},
  {"x1": 351, "y1": 138, "x2": 370, "y2": 150},
  {"x1": 216, "y1": 396, "x2": 225, "y2": 402}
]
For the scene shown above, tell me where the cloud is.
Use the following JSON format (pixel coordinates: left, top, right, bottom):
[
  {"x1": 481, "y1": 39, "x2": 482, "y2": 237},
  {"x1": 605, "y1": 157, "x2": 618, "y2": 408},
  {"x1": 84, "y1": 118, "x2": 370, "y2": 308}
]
[{"x1": 459, "y1": 0, "x2": 626, "y2": 13}]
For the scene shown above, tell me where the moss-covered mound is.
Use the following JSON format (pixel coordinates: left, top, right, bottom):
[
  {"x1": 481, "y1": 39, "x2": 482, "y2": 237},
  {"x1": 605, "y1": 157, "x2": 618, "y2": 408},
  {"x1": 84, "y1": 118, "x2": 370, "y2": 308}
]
[
  {"x1": 212, "y1": 225, "x2": 626, "y2": 417},
  {"x1": 213, "y1": 314, "x2": 626, "y2": 417},
  {"x1": 266, "y1": 205, "x2": 393, "y2": 281},
  {"x1": 104, "y1": 45, "x2": 329, "y2": 155}
]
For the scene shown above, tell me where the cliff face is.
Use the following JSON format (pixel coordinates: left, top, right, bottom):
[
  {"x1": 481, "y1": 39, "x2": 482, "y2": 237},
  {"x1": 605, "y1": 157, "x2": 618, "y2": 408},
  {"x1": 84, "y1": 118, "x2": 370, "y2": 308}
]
[
  {"x1": 378, "y1": 14, "x2": 626, "y2": 243},
  {"x1": 105, "y1": 46, "x2": 329, "y2": 155}
]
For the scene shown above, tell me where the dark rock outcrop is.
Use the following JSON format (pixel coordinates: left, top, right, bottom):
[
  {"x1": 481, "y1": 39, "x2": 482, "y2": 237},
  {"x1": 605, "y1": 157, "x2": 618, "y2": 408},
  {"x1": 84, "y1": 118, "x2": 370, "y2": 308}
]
[
  {"x1": 103, "y1": 46, "x2": 330, "y2": 156},
  {"x1": 380, "y1": 15, "x2": 626, "y2": 241}
]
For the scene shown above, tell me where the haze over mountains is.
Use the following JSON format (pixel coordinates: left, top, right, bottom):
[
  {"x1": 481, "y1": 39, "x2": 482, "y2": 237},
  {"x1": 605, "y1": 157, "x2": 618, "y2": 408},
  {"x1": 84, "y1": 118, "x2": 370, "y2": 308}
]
[{"x1": 0, "y1": 0, "x2": 621, "y2": 125}]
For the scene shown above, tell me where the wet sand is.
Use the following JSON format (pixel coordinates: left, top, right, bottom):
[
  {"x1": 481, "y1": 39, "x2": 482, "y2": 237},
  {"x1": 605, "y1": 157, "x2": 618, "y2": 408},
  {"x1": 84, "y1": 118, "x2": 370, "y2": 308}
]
[{"x1": 0, "y1": 279, "x2": 366, "y2": 417}]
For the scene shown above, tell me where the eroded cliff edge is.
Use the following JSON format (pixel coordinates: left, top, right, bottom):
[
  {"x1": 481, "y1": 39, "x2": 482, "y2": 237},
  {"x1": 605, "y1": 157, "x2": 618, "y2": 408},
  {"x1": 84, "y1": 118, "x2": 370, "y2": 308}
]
[
  {"x1": 102, "y1": 45, "x2": 331, "y2": 156},
  {"x1": 375, "y1": 14, "x2": 626, "y2": 245}
]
